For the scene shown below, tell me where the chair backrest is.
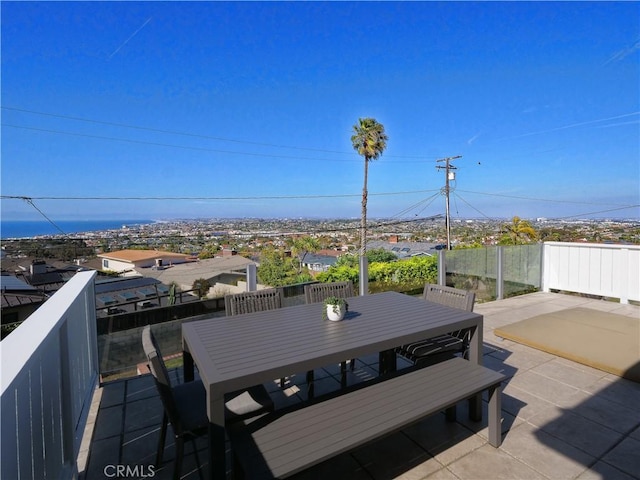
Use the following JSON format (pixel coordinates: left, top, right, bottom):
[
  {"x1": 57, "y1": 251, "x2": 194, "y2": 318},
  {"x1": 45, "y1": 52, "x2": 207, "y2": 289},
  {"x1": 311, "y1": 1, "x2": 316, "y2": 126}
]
[
  {"x1": 141, "y1": 326, "x2": 183, "y2": 432},
  {"x1": 224, "y1": 288, "x2": 282, "y2": 316},
  {"x1": 304, "y1": 281, "x2": 355, "y2": 304},
  {"x1": 423, "y1": 284, "x2": 475, "y2": 312}
]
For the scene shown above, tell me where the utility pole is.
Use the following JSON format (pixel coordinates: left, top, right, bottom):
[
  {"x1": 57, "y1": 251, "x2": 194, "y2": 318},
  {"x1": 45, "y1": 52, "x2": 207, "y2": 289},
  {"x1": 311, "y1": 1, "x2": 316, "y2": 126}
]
[{"x1": 436, "y1": 155, "x2": 462, "y2": 250}]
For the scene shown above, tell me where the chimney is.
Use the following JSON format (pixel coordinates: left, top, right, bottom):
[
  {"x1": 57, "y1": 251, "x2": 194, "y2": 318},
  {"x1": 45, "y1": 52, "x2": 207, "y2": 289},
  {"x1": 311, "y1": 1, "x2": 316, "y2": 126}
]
[{"x1": 389, "y1": 235, "x2": 399, "y2": 244}]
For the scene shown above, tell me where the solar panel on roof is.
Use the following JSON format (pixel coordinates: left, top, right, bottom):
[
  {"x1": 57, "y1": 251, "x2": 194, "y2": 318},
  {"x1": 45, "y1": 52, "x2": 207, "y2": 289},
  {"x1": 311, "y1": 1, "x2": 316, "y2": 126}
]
[
  {"x1": 0, "y1": 275, "x2": 37, "y2": 291},
  {"x1": 138, "y1": 287, "x2": 156, "y2": 298},
  {"x1": 95, "y1": 277, "x2": 159, "y2": 294},
  {"x1": 98, "y1": 295, "x2": 117, "y2": 305},
  {"x1": 119, "y1": 292, "x2": 139, "y2": 301}
]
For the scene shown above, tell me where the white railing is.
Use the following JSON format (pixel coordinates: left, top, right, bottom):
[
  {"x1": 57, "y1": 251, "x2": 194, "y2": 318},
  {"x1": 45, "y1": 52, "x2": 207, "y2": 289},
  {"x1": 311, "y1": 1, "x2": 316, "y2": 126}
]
[
  {"x1": 1, "y1": 271, "x2": 98, "y2": 480},
  {"x1": 543, "y1": 242, "x2": 640, "y2": 304}
]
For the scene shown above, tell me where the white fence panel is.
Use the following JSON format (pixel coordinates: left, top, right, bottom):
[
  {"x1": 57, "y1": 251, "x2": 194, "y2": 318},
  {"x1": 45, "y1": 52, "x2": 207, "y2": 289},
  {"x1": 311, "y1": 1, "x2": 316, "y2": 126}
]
[
  {"x1": 543, "y1": 242, "x2": 640, "y2": 303},
  {"x1": 1, "y1": 271, "x2": 98, "y2": 480}
]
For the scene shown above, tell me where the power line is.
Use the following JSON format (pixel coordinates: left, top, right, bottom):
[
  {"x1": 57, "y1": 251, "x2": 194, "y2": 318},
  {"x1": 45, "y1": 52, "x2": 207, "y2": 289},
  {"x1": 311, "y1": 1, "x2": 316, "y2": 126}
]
[
  {"x1": 19, "y1": 198, "x2": 66, "y2": 235},
  {"x1": 3, "y1": 124, "x2": 358, "y2": 163},
  {"x1": 456, "y1": 189, "x2": 633, "y2": 207},
  {"x1": 1, "y1": 190, "x2": 440, "y2": 201},
  {"x1": 1, "y1": 106, "x2": 430, "y2": 160}
]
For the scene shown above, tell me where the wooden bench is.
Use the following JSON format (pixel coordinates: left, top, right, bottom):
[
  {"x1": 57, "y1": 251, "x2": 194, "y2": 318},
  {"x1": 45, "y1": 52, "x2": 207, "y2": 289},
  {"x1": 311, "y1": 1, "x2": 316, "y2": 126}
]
[{"x1": 229, "y1": 357, "x2": 506, "y2": 479}]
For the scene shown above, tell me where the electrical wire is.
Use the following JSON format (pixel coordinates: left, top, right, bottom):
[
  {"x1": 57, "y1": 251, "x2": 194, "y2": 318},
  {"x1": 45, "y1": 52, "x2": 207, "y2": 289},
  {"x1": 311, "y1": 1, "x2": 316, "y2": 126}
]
[
  {"x1": 1, "y1": 106, "x2": 431, "y2": 160},
  {"x1": 20, "y1": 198, "x2": 67, "y2": 235},
  {"x1": 0, "y1": 190, "x2": 438, "y2": 201}
]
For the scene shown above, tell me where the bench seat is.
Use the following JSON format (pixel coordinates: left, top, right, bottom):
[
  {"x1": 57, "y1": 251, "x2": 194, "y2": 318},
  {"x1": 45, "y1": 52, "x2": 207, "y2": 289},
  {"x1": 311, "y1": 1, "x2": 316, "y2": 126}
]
[{"x1": 229, "y1": 357, "x2": 506, "y2": 479}]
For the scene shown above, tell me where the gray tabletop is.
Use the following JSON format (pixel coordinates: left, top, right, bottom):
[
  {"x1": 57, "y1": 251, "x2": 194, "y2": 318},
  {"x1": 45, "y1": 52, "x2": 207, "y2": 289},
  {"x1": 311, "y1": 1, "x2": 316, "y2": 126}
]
[{"x1": 182, "y1": 290, "x2": 483, "y2": 479}]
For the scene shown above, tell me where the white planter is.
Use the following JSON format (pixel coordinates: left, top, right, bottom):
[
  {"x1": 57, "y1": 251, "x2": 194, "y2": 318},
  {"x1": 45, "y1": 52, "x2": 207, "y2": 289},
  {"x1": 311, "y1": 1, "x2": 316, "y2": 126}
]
[{"x1": 326, "y1": 304, "x2": 346, "y2": 321}]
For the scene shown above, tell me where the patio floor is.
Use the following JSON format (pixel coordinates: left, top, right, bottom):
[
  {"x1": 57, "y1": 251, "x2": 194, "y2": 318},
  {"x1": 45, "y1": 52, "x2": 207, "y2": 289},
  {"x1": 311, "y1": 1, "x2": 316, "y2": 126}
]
[{"x1": 80, "y1": 292, "x2": 640, "y2": 480}]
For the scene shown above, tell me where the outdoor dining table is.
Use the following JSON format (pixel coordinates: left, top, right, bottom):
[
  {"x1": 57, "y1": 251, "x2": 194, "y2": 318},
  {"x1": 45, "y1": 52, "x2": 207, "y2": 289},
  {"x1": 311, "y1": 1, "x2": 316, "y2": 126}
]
[{"x1": 182, "y1": 290, "x2": 484, "y2": 479}]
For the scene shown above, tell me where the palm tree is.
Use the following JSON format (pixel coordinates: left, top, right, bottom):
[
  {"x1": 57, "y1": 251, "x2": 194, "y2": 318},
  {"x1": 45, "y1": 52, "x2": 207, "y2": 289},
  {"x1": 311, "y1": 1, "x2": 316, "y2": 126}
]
[
  {"x1": 499, "y1": 216, "x2": 538, "y2": 245},
  {"x1": 351, "y1": 118, "x2": 388, "y2": 255}
]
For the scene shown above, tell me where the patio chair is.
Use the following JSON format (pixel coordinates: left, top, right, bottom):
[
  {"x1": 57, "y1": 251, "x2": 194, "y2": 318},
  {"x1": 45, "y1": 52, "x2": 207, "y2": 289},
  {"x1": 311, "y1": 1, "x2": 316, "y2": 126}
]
[
  {"x1": 304, "y1": 281, "x2": 356, "y2": 388},
  {"x1": 141, "y1": 326, "x2": 273, "y2": 480},
  {"x1": 224, "y1": 288, "x2": 282, "y2": 315},
  {"x1": 397, "y1": 284, "x2": 476, "y2": 366},
  {"x1": 304, "y1": 281, "x2": 355, "y2": 304},
  {"x1": 224, "y1": 288, "x2": 289, "y2": 388}
]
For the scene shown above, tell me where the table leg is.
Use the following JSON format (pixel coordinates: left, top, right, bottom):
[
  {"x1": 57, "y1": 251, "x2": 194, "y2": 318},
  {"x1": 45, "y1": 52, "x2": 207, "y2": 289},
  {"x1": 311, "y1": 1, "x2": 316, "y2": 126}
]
[
  {"x1": 468, "y1": 319, "x2": 483, "y2": 421},
  {"x1": 208, "y1": 394, "x2": 227, "y2": 479},
  {"x1": 183, "y1": 350, "x2": 194, "y2": 382},
  {"x1": 378, "y1": 349, "x2": 397, "y2": 374}
]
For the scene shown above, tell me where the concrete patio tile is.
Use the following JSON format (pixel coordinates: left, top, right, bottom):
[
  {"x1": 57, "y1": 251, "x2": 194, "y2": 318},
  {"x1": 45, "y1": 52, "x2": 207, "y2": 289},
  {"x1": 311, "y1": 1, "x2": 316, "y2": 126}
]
[
  {"x1": 553, "y1": 356, "x2": 612, "y2": 379},
  {"x1": 455, "y1": 395, "x2": 523, "y2": 438},
  {"x1": 393, "y1": 456, "x2": 447, "y2": 480},
  {"x1": 291, "y1": 452, "x2": 371, "y2": 480},
  {"x1": 528, "y1": 406, "x2": 622, "y2": 458},
  {"x1": 124, "y1": 396, "x2": 164, "y2": 432},
  {"x1": 351, "y1": 432, "x2": 436, "y2": 480},
  {"x1": 529, "y1": 359, "x2": 605, "y2": 390},
  {"x1": 499, "y1": 422, "x2": 595, "y2": 479},
  {"x1": 92, "y1": 404, "x2": 125, "y2": 440},
  {"x1": 121, "y1": 423, "x2": 159, "y2": 466},
  {"x1": 83, "y1": 435, "x2": 122, "y2": 479},
  {"x1": 508, "y1": 370, "x2": 580, "y2": 404},
  {"x1": 554, "y1": 389, "x2": 640, "y2": 434},
  {"x1": 420, "y1": 467, "x2": 460, "y2": 479},
  {"x1": 486, "y1": 343, "x2": 556, "y2": 374},
  {"x1": 601, "y1": 436, "x2": 640, "y2": 478},
  {"x1": 483, "y1": 353, "x2": 519, "y2": 379},
  {"x1": 583, "y1": 375, "x2": 640, "y2": 408},
  {"x1": 403, "y1": 414, "x2": 486, "y2": 467},
  {"x1": 576, "y1": 461, "x2": 638, "y2": 480},
  {"x1": 446, "y1": 444, "x2": 547, "y2": 480},
  {"x1": 125, "y1": 373, "x2": 157, "y2": 402},
  {"x1": 98, "y1": 380, "x2": 125, "y2": 408}
]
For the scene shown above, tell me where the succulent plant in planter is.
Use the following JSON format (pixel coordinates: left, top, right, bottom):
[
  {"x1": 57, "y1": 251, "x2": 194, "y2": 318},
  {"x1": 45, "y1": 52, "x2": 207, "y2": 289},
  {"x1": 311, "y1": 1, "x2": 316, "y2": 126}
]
[{"x1": 323, "y1": 296, "x2": 349, "y2": 321}]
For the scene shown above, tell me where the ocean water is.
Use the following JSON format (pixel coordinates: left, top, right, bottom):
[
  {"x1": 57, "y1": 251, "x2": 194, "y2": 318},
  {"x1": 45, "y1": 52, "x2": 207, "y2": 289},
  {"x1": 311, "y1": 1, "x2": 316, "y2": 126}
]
[{"x1": 0, "y1": 220, "x2": 154, "y2": 239}]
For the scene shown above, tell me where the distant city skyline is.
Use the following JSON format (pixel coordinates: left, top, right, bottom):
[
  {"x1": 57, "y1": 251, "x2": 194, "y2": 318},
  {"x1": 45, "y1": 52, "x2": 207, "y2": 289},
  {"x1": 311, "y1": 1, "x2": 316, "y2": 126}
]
[{"x1": 2, "y1": 2, "x2": 639, "y2": 221}]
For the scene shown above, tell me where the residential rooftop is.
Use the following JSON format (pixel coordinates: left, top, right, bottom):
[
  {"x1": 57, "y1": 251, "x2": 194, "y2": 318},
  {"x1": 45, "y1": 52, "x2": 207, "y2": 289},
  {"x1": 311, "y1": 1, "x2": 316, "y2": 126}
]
[{"x1": 80, "y1": 292, "x2": 640, "y2": 480}]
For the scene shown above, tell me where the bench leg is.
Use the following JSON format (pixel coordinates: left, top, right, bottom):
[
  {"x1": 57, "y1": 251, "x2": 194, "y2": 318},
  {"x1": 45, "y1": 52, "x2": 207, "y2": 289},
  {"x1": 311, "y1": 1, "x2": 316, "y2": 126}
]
[
  {"x1": 469, "y1": 393, "x2": 482, "y2": 422},
  {"x1": 306, "y1": 370, "x2": 315, "y2": 399},
  {"x1": 340, "y1": 361, "x2": 347, "y2": 388},
  {"x1": 487, "y1": 383, "x2": 503, "y2": 447},
  {"x1": 445, "y1": 405, "x2": 456, "y2": 422}
]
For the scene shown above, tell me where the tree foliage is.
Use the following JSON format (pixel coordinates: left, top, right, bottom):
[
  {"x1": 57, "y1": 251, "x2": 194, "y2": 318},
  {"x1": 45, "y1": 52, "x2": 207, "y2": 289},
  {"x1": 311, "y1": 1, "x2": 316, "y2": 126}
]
[
  {"x1": 498, "y1": 216, "x2": 538, "y2": 245},
  {"x1": 288, "y1": 236, "x2": 321, "y2": 273},
  {"x1": 335, "y1": 248, "x2": 397, "y2": 268},
  {"x1": 257, "y1": 246, "x2": 313, "y2": 287},
  {"x1": 317, "y1": 254, "x2": 437, "y2": 288},
  {"x1": 198, "y1": 243, "x2": 220, "y2": 259},
  {"x1": 191, "y1": 278, "x2": 211, "y2": 298}
]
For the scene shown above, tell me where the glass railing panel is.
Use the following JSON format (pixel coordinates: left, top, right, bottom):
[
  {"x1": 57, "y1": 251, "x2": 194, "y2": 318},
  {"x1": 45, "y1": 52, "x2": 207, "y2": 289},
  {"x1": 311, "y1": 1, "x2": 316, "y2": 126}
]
[
  {"x1": 98, "y1": 292, "x2": 308, "y2": 381},
  {"x1": 503, "y1": 244, "x2": 542, "y2": 297},
  {"x1": 445, "y1": 247, "x2": 498, "y2": 302}
]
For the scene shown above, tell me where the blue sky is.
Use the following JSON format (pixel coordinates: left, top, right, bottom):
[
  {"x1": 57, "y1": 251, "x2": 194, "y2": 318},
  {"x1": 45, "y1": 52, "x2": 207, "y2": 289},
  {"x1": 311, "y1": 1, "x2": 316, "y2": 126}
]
[{"x1": 2, "y1": 1, "x2": 639, "y2": 221}]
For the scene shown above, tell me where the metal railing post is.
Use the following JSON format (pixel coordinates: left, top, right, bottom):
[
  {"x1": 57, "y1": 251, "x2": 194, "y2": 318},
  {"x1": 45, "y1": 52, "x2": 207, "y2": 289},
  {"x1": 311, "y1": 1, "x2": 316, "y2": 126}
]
[
  {"x1": 359, "y1": 256, "x2": 368, "y2": 295},
  {"x1": 437, "y1": 250, "x2": 446, "y2": 286},
  {"x1": 496, "y1": 246, "x2": 504, "y2": 300},
  {"x1": 247, "y1": 263, "x2": 257, "y2": 292}
]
